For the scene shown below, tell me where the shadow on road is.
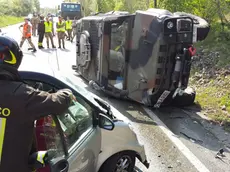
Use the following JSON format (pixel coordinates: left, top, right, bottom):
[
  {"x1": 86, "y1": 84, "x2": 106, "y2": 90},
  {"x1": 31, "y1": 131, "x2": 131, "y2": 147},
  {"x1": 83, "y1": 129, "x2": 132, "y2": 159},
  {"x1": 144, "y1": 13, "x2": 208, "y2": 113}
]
[
  {"x1": 59, "y1": 48, "x2": 71, "y2": 52},
  {"x1": 154, "y1": 105, "x2": 230, "y2": 157},
  {"x1": 22, "y1": 51, "x2": 36, "y2": 57},
  {"x1": 40, "y1": 49, "x2": 53, "y2": 53}
]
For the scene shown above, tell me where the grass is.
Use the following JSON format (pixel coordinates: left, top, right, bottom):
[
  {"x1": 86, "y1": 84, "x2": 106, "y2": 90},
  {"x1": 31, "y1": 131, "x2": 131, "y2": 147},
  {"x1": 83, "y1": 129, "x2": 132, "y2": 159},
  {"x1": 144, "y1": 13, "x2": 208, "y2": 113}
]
[
  {"x1": 0, "y1": 15, "x2": 24, "y2": 27},
  {"x1": 190, "y1": 75, "x2": 230, "y2": 131},
  {"x1": 190, "y1": 22, "x2": 230, "y2": 131}
]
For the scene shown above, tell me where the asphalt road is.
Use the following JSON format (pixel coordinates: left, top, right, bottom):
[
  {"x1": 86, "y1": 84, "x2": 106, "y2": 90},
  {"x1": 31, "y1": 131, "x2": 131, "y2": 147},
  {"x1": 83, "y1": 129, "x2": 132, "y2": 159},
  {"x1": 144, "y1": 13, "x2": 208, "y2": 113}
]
[{"x1": 1, "y1": 23, "x2": 230, "y2": 172}]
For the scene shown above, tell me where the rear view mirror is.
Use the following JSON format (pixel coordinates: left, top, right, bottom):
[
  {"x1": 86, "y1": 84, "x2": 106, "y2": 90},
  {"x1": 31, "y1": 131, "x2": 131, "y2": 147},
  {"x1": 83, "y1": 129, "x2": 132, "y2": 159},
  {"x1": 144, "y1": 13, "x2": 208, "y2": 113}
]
[
  {"x1": 50, "y1": 157, "x2": 69, "y2": 172},
  {"x1": 98, "y1": 113, "x2": 115, "y2": 131}
]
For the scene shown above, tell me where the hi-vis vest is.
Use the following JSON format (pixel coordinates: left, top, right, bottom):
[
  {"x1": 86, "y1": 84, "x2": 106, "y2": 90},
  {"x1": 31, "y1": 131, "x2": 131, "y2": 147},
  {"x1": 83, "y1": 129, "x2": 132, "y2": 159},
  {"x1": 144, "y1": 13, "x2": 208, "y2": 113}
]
[
  {"x1": 66, "y1": 20, "x2": 72, "y2": 30},
  {"x1": 44, "y1": 21, "x2": 52, "y2": 33},
  {"x1": 23, "y1": 23, "x2": 32, "y2": 38},
  {"x1": 57, "y1": 21, "x2": 65, "y2": 32}
]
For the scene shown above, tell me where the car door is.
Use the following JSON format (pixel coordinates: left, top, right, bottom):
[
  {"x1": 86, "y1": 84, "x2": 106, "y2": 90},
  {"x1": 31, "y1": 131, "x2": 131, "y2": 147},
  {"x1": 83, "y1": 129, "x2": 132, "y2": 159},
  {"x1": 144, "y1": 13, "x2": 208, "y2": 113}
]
[
  {"x1": 25, "y1": 79, "x2": 102, "y2": 172},
  {"x1": 59, "y1": 94, "x2": 101, "y2": 172}
]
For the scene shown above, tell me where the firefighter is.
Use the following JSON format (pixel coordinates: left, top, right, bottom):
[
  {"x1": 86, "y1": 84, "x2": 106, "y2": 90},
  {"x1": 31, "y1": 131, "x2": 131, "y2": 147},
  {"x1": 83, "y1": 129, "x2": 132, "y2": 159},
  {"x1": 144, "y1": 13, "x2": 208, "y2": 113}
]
[
  {"x1": 56, "y1": 16, "x2": 66, "y2": 49},
  {"x1": 65, "y1": 16, "x2": 73, "y2": 41},
  {"x1": 44, "y1": 17, "x2": 56, "y2": 49},
  {"x1": 37, "y1": 15, "x2": 45, "y2": 49},
  {"x1": 19, "y1": 17, "x2": 37, "y2": 52},
  {"x1": 0, "y1": 35, "x2": 75, "y2": 172}
]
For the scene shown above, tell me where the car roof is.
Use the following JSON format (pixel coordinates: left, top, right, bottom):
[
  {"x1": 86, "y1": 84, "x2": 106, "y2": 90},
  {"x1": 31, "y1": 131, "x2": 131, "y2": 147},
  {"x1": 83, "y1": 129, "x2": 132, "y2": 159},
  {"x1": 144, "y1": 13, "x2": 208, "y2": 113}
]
[{"x1": 19, "y1": 57, "x2": 56, "y2": 77}]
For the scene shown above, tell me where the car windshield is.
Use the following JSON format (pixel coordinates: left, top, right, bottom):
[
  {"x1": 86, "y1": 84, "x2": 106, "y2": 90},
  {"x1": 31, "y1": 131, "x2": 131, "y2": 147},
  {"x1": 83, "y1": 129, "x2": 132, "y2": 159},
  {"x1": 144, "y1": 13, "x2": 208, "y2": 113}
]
[{"x1": 55, "y1": 72, "x2": 96, "y2": 104}]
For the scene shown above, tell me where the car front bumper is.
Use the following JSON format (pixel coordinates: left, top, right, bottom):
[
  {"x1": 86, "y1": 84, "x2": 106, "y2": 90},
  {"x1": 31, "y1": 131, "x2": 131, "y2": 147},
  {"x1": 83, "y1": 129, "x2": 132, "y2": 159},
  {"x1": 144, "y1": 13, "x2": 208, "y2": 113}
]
[{"x1": 137, "y1": 145, "x2": 150, "y2": 168}]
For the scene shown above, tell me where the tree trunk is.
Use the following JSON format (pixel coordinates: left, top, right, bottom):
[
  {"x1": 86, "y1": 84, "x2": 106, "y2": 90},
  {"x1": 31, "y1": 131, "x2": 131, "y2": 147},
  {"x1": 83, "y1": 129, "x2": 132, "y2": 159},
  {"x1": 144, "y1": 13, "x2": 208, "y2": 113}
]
[{"x1": 154, "y1": 0, "x2": 157, "y2": 8}]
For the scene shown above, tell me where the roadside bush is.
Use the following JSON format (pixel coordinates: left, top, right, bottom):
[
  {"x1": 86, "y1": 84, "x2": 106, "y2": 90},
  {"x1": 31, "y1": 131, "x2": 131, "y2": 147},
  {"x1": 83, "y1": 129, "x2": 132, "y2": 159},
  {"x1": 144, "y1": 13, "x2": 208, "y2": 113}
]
[{"x1": 0, "y1": 16, "x2": 24, "y2": 27}]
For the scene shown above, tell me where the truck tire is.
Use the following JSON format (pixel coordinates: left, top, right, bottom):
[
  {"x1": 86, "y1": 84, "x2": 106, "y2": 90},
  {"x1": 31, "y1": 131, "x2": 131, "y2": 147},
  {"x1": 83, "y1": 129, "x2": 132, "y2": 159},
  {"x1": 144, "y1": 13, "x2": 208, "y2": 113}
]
[{"x1": 99, "y1": 151, "x2": 136, "y2": 172}]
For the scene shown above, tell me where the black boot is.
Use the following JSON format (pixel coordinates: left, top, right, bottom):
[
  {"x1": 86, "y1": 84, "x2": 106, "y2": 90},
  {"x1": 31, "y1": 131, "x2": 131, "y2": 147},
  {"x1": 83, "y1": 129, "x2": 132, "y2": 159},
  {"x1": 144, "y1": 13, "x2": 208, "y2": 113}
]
[{"x1": 32, "y1": 48, "x2": 37, "y2": 52}]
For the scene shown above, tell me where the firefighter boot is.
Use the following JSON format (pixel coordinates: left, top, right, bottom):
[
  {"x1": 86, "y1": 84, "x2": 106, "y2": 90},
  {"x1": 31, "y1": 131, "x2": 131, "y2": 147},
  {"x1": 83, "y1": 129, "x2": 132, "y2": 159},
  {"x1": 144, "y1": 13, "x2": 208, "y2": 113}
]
[{"x1": 38, "y1": 42, "x2": 44, "y2": 49}]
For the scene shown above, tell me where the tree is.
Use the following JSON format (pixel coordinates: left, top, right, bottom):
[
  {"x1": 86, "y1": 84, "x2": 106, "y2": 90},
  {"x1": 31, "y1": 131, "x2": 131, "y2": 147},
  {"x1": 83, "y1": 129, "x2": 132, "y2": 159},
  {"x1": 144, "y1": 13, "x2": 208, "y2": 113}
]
[{"x1": 33, "y1": 0, "x2": 40, "y2": 12}]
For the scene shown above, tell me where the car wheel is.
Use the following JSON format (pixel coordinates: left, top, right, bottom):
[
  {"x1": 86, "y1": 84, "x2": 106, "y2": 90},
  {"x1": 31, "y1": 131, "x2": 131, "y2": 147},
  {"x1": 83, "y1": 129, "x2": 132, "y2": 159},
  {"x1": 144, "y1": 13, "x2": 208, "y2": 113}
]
[{"x1": 99, "y1": 151, "x2": 136, "y2": 172}]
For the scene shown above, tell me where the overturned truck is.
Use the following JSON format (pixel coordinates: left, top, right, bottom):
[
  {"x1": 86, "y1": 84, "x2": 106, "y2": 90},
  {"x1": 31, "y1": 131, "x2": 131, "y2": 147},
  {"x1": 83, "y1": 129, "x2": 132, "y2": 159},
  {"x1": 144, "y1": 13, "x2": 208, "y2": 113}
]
[{"x1": 72, "y1": 8, "x2": 210, "y2": 108}]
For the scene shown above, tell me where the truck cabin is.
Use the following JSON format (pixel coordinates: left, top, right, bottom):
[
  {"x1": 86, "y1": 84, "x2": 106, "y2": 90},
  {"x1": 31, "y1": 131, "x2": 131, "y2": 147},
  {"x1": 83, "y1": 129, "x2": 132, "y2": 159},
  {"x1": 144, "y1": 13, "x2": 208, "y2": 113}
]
[{"x1": 60, "y1": 2, "x2": 82, "y2": 20}]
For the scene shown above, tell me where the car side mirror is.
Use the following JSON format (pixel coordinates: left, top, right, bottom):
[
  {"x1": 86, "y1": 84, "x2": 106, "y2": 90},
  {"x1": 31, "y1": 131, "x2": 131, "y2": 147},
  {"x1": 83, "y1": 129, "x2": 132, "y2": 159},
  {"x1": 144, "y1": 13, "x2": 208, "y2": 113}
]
[
  {"x1": 98, "y1": 113, "x2": 115, "y2": 131},
  {"x1": 50, "y1": 157, "x2": 69, "y2": 172}
]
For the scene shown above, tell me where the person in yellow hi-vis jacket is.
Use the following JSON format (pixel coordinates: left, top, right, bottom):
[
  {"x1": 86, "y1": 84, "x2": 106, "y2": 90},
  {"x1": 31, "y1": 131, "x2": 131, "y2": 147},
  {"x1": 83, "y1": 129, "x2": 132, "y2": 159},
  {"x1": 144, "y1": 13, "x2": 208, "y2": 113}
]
[
  {"x1": 56, "y1": 16, "x2": 66, "y2": 49},
  {"x1": 0, "y1": 35, "x2": 76, "y2": 172},
  {"x1": 44, "y1": 17, "x2": 56, "y2": 49},
  {"x1": 65, "y1": 16, "x2": 73, "y2": 42}
]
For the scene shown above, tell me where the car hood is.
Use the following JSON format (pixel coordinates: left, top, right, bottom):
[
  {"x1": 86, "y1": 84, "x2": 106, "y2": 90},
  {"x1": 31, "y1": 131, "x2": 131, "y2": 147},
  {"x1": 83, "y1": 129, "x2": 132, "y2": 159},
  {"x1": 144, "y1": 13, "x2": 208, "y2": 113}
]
[{"x1": 55, "y1": 72, "x2": 131, "y2": 122}]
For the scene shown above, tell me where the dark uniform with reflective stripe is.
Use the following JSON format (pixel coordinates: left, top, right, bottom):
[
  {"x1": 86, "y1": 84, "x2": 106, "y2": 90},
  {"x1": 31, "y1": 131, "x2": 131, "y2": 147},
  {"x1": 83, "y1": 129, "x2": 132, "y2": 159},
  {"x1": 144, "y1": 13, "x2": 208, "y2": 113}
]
[
  {"x1": 37, "y1": 16, "x2": 45, "y2": 49},
  {"x1": 0, "y1": 66, "x2": 72, "y2": 172}
]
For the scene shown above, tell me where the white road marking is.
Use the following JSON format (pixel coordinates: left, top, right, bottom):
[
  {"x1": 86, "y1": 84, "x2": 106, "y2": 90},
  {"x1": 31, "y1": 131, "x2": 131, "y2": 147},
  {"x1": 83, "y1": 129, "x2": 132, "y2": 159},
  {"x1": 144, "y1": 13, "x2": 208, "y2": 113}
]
[{"x1": 143, "y1": 107, "x2": 210, "y2": 172}]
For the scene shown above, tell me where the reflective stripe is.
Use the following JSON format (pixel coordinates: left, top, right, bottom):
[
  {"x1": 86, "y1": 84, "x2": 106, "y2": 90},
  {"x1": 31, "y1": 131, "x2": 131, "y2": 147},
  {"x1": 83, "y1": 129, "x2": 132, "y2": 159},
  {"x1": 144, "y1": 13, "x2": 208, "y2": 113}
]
[
  {"x1": 0, "y1": 118, "x2": 6, "y2": 164},
  {"x1": 52, "y1": 120, "x2": 56, "y2": 127},
  {"x1": 36, "y1": 151, "x2": 47, "y2": 165},
  {"x1": 115, "y1": 45, "x2": 120, "y2": 51},
  {"x1": 4, "y1": 50, "x2": 16, "y2": 65}
]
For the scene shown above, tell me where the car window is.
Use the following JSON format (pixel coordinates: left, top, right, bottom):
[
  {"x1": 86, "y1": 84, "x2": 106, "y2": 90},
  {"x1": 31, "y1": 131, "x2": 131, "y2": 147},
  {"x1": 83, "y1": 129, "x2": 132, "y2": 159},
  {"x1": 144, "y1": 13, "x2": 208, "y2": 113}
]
[
  {"x1": 26, "y1": 80, "x2": 94, "y2": 155},
  {"x1": 57, "y1": 99, "x2": 93, "y2": 150},
  {"x1": 35, "y1": 115, "x2": 65, "y2": 158}
]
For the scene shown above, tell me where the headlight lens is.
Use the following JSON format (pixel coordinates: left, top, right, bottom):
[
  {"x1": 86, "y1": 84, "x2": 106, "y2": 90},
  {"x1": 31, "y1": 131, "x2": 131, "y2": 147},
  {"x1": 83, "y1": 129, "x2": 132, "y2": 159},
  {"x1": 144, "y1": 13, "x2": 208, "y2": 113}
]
[{"x1": 167, "y1": 21, "x2": 174, "y2": 29}]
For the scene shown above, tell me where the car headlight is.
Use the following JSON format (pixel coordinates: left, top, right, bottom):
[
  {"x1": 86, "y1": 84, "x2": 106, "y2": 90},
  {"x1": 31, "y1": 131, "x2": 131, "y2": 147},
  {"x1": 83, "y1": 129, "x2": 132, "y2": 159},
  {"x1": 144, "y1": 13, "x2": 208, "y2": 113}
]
[{"x1": 167, "y1": 21, "x2": 174, "y2": 29}]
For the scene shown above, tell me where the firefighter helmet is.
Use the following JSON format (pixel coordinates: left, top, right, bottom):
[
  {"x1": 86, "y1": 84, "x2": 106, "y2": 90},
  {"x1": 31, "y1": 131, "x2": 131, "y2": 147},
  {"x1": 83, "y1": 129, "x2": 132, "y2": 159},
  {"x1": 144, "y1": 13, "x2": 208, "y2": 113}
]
[{"x1": 0, "y1": 35, "x2": 23, "y2": 69}]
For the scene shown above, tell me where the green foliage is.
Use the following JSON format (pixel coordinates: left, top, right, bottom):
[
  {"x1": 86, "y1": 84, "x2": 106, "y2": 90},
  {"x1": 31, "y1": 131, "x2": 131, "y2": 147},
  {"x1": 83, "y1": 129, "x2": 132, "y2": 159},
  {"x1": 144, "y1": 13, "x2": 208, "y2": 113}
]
[
  {"x1": 77, "y1": 0, "x2": 230, "y2": 26},
  {"x1": 194, "y1": 77, "x2": 230, "y2": 128},
  {"x1": 0, "y1": 0, "x2": 40, "y2": 17},
  {"x1": 0, "y1": 16, "x2": 24, "y2": 27}
]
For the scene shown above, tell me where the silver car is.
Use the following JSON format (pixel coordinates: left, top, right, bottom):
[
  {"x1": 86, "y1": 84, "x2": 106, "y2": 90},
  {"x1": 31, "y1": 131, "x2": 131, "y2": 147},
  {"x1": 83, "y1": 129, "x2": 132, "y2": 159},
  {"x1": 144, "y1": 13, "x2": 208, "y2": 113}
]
[{"x1": 19, "y1": 68, "x2": 149, "y2": 172}]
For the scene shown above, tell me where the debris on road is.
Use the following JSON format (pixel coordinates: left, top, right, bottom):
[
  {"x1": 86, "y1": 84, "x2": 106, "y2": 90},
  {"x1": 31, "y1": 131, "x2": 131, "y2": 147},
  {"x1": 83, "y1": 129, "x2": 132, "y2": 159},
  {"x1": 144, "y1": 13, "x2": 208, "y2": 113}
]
[{"x1": 215, "y1": 148, "x2": 225, "y2": 159}]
